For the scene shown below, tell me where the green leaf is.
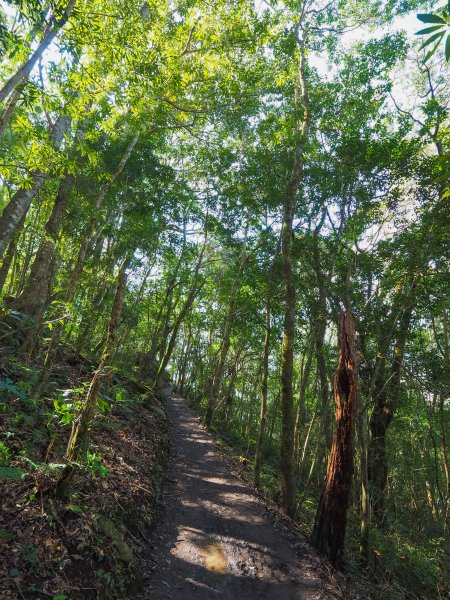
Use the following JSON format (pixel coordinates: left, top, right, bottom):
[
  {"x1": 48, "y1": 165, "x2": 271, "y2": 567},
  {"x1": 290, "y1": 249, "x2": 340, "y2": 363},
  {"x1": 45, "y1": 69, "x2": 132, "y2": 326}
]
[
  {"x1": 417, "y1": 13, "x2": 447, "y2": 24},
  {"x1": 419, "y1": 31, "x2": 445, "y2": 51},
  {"x1": 423, "y1": 40, "x2": 442, "y2": 62},
  {"x1": 446, "y1": 35, "x2": 450, "y2": 60},
  {"x1": 64, "y1": 504, "x2": 84, "y2": 513},
  {"x1": 415, "y1": 25, "x2": 445, "y2": 35},
  {"x1": 0, "y1": 466, "x2": 26, "y2": 481},
  {"x1": 0, "y1": 377, "x2": 27, "y2": 400}
]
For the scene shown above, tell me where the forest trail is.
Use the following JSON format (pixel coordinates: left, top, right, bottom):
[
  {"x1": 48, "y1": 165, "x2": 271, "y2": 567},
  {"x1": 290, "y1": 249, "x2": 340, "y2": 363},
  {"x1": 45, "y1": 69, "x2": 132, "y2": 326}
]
[{"x1": 142, "y1": 396, "x2": 349, "y2": 599}]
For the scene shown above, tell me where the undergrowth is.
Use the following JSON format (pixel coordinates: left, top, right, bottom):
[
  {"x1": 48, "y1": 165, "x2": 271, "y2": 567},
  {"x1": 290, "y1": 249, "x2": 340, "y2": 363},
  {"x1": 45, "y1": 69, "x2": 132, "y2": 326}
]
[
  {"x1": 188, "y1": 394, "x2": 450, "y2": 600},
  {"x1": 0, "y1": 349, "x2": 170, "y2": 599}
]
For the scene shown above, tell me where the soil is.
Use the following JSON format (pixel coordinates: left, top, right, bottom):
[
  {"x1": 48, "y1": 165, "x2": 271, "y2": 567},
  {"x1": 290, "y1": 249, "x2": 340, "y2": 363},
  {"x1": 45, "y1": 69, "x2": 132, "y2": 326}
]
[
  {"x1": 142, "y1": 395, "x2": 362, "y2": 600},
  {"x1": 0, "y1": 360, "x2": 170, "y2": 600}
]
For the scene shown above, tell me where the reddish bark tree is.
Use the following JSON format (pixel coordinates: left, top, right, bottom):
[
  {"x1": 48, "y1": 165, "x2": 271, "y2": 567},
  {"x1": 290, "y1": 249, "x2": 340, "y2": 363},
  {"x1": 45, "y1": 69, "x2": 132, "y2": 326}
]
[{"x1": 313, "y1": 311, "x2": 359, "y2": 567}]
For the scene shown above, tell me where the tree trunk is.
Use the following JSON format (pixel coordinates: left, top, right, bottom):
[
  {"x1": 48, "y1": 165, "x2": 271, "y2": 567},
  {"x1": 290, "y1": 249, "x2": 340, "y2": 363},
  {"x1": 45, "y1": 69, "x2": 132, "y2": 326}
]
[
  {"x1": 56, "y1": 264, "x2": 127, "y2": 499},
  {"x1": 254, "y1": 300, "x2": 271, "y2": 488},
  {"x1": 368, "y1": 290, "x2": 415, "y2": 527},
  {"x1": 0, "y1": 113, "x2": 72, "y2": 256},
  {"x1": 204, "y1": 230, "x2": 248, "y2": 427},
  {"x1": 6, "y1": 175, "x2": 75, "y2": 355},
  {"x1": 177, "y1": 328, "x2": 191, "y2": 396},
  {"x1": 280, "y1": 39, "x2": 310, "y2": 517},
  {"x1": 440, "y1": 306, "x2": 449, "y2": 528},
  {"x1": 0, "y1": 0, "x2": 77, "y2": 105},
  {"x1": 313, "y1": 311, "x2": 359, "y2": 567},
  {"x1": 65, "y1": 133, "x2": 139, "y2": 299},
  {"x1": 293, "y1": 342, "x2": 313, "y2": 475},
  {"x1": 357, "y1": 401, "x2": 370, "y2": 560},
  {"x1": 0, "y1": 82, "x2": 27, "y2": 138},
  {"x1": 155, "y1": 243, "x2": 206, "y2": 393},
  {"x1": 35, "y1": 134, "x2": 139, "y2": 391},
  {"x1": 0, "y1": 214, "x2": 25, "y2": 295}
]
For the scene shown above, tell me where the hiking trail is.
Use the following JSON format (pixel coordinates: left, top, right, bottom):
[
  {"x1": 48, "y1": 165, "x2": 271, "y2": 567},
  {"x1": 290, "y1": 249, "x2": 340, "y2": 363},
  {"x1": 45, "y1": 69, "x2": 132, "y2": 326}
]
[{"x1": 142, "y1": 395, "x2": 356, "y2": 599}]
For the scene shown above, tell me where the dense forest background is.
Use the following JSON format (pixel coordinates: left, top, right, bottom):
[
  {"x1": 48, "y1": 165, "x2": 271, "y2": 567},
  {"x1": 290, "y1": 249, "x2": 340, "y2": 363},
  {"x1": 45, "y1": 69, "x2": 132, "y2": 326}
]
[{"x1": 0, "y1": 0, "x2": 449, "y2": 598}]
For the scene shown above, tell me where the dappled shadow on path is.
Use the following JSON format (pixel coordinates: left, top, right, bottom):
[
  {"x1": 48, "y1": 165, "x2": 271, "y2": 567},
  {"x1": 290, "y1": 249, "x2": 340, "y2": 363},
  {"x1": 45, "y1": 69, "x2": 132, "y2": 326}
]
[{"x1": 141, "y1": 396, "x2": 340, "y2": 599}]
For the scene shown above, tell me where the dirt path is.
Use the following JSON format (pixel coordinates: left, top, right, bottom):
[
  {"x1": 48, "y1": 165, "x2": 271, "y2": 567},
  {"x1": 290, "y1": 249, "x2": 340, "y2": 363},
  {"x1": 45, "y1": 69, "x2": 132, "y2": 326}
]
[{"x1": 141, "y1": 396, "x2": 355, "y2": 599}]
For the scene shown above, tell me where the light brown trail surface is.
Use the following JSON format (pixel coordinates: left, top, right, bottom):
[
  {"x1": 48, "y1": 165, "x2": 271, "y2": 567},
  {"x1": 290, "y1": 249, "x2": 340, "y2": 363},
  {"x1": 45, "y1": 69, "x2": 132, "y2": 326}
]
[{"x1": 142, "y1": 395, "x2": 360, "y2": 599}]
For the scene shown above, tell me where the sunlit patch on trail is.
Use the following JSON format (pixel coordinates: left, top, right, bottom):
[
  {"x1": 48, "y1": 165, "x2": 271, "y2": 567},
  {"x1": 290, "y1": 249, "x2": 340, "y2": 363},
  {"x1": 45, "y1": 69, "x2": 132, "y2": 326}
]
[{"x1": 198, "y1": 542, "x2": 228, "y2": 574}]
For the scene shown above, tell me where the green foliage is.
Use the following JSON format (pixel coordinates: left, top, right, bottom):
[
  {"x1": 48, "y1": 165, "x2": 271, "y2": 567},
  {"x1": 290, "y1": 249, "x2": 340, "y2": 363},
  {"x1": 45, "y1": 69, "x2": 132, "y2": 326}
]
[
  {"x1": 85, "y1": 451, "x2": 108, "y2": 479},
  {"x1": 0, "y1": 0, "x2": 448, "y2": 597},
  {"x1": 53, "y1": 387, "x2": 85, "y2": 425},
  {"x1": 371, "y1": 529, "x2": 449, "y2": 599},
  {"x1": 416, "y1": 4, "x2": 450, "y2": 61},
  {"x1": 0, "y1": 466, "x2": 26, "y2": 480},
  {"x1": 20, "y1": 456, "x2": 66, "y2": 477},
  {"x1": 0, "y1": 378, "x2": 26, "y2": 400},
  {"x1": 0, "y1": 441, "x2": 10, "y2": 466}
]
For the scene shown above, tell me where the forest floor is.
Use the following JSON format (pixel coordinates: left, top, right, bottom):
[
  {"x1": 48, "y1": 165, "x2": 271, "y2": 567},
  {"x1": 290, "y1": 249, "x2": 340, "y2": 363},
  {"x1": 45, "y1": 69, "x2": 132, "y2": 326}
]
[
  {"x1": 142, "y1": 395, "x2": 363, "y2": 600},
  {"x1": 0, "y1": 352, "x2": 171, "y2": 599}
]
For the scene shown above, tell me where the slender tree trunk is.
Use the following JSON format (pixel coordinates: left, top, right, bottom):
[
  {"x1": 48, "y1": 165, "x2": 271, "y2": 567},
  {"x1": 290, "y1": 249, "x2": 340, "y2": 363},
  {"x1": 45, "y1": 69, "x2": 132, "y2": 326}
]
[
  {"x1": 75, "y1": 287, "x2": 109, "y2": 353},
  {"x1": 293, "y1": 343, "x2": 313, "y2": 473},
  {"x1": 204, "y1": 231, "x2": 248, "y2": 427},
  {"x1": 66, "y1": 133, "x2": 139, "y2": 299},
  {"x1": 115, "y1": 264, "x2": 152, "y2": 353},
  {"x1": 155, "y1": 244, "x2": 206, "y2": 392},
  {"x1": 357, "y1": 401, "x2": 370, "y2": 560},
  {"x1": 268, "y1": 392, "x2": 280, "y2": 453},
  {"x1": 0, "y1": 113, "x2": 72, "y2": 256},
  {"x1": 177, "y1": 326, "x2": 192, "y2": 396},
  {"x1": 56, "y1": 263, "x2": 127, "y2": 499},
  {"x1": 440, "y1": 306, "x2": 450, "y2": 528},
  {"x1": 368, "y1": 287, "x2": 416, "y2": 527},
  {"x1": 222, "y1": 368, "x2": 238, "y2": 424},
  {"x1": 0, "y1": 214, "x2": 25, "y2": 295},
  {"x1": 280, "y1": 38, "x2": 310, "y2": 517},
  {"x1": 34, "y1": 134, "x2": 139, "y2": 391},
  {"x1": 254, "y1": 299, "x2": 271, "y2": 488},
  {"x1": 0, "y1": 82, "x2": 26, "y2": 138},
  {"x1": 0, "y1": 0, "x2": 77, "y2": 105},
  {"x1": 313, "y1": 311, "x2": 359, "y2": 567},
  {"x1": 5, "y1": 176, "x2": 75, "y2": 356},
  {"x1": 11, "y1": 175, "x2": 74, "y2": 317}
]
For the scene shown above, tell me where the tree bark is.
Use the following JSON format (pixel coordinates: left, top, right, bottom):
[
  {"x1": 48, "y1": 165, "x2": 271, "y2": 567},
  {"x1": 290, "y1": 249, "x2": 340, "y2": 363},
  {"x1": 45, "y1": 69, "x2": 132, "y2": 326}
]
[
  {"x1": 313, "y1": 311, "x2": 359, "y2": 567},
  {"x1": 0, "y1": 0, "x2": 77, "y2": 105},
  {"x1": 56, "y1": 263, "x2": 127, "y2": 499},
  {"x1": 280, "y1": 37, "x2": 310, "y2": 517},
  {"x1": 34, "y1": 136, "x2": 137, "y2": 393},
  {"x1": 0, "y1": 82, "x2": 26, "y2": 138},
  {"x1": 357, "y1": 400, "x2": 370, "y2": 560},
  {"x1": 204, "y1": 230, "x2": 248, "y2": 427},
  {"x1": 312, "y1": 231, "x2": 332, "y2": 449},
  {"x1": 65, "y1": 133, "x2": 139, "y2": 299},
  {"x1": 11, "y1": 175, "x2": 74, "y2": 318},
  {"x1": 254, "y1": 299, "x2": 271, "y2": 488},
  {"x1": 155, "y1": 243, "x2": 206, "y2": 392},
  {"x1": 0, "y1": 112, "x2": 72, "y2": 256},
  {"x1": 368, "y1": 281, "x2": 416, "y2": 528},
  {"x1": 293, "y1": 340, "x2": 313, "y2": 474},
  {"x1": 0, "y1": 214, "x2": 25, "y2": 295}
]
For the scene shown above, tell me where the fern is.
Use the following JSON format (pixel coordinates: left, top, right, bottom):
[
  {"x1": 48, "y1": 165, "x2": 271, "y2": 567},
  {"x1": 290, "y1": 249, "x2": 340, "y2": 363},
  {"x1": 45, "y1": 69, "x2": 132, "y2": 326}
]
[{"x1": 0, "y1": 466, "x2": 26, "y2": 480}]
